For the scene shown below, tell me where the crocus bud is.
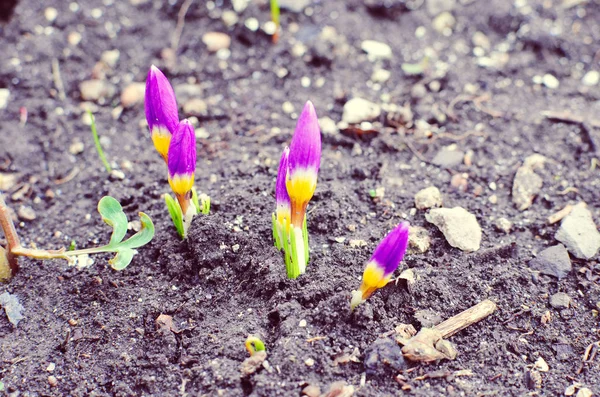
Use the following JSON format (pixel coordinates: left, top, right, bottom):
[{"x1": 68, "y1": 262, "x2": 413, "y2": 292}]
[
  {"x1": 145, "y1": 65, "x2": 179, "y2": 162},
  {"x1": 276, "y1": 147, "x2": 291, "y2": 231},
  {"x1": 351, "y1": 221, "x2": 410, "y2": 310},
  {"x1": 286, "y1": 100, "x2": 321, "y2": 228},
  {"x1": 168, "y1": 119, "x2": 196, "y2": 214}
]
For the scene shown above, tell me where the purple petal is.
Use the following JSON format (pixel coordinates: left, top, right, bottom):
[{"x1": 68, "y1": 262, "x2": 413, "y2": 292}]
[
  {"x1": 168, "y1": 119, "x2": 196, "y2": 179},
  {"x1": 276, "y1": 147, "x2": 291, "y2": 207},
  {"x1": 370, "y1": 221, "x2": 410, "y2": 276},
  {"x1": 288, "y1": 101, "x2": 321, "y2": 174},
  {"x1": 145, "y1": 65, "x2": 179, "y2": 135}
]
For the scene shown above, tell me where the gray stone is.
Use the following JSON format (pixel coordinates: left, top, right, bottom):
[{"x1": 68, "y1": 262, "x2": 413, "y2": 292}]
[
  {"x1": 414, "y1": 186, "x2": 442, "y2": 210},
  {"x1": 408, "y1": 226, "x2": 430, "y2": 254},
  {"x1": 426, "y1": 207, "x2": 482, "y2": 252},
  {"x1": 555, "y1": 202, "x2": 600, "y2": 259},
  {"x1": 529, "y1": 244, "x2": 572, "y2": 279},
  {"x1": 512, "y1": 155, "x2": 546, "y2": 211},
  {"x1": 342, "y1": 98, "x2": 381, "y2": 124},
  {"x1": 431, "y1": 148, "x2": 464, "y2": 168},
  {"x1": 549, "y1": 292, "x2": 570, "y2": 309},
  {"x1": 414, "y1": 309, "x2": 442, "y2": 328}
]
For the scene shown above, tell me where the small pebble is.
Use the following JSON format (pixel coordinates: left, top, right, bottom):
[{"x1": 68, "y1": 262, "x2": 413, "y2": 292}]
[
  {"x1": 432, "y1": 12, "x2": 456, "y2": 35},
  {"x1": 582, "y1": 70, "x2": 599, "y2": 86},
  {"x1": 576, "y1": 388, "x2": 593, "y2": 397},
  {"x1": 48, "y1": 375, "x2": 58, "y2": 387},
  {"x1": 69, "y1": 141, "x2": 84, "y2": 155},
  {"x1": 101, "y1": 49, "x2": 120, "y2": 68},
  {"x1": 534, "y1": 357, "x2": 549, "y2": 372},
  {"x1": 17, "y1": 206, "x2": 36, "y2": 221},
  {"x1": 221, "y1": 10, "x2": 238, "y2": 28},
  {"x1": 282, "y1": 101, "x2": 294, "y2": 114},
  {"x1": 0, "y1": 88, "x2": 10, "y2": 110},
  {"x1": 68, "y1": 31, "x2": 82, "y2": 46},
  {"x1": 68, "y1": 319, "x2": 78, "y2": 326},
  {"x1": 46, "y1": 362, "x2": 56, "y2": 372},
  {"x1": 371, "y1": 69, "x2": 391, "y2": 83},
  {"x1": 414, "y1": 186, "x2": 442, "y2": 210},
  {"x1": 304, "y1": 358, "x2": 315, "y2": 366},
  {"x1": 110, "y1": 170, "x2": 125, "y2": 180},
  {"x1": 120, "y1": 82, "x2": 145, "y2": 108},
  {"x1": 44, "y1": 7, "x2": 58, "y2": 22},
  {"x1": 342, "y1": 98, "x2": 381, "y2": 124},
  {"x1": 183, "y1": 98, "x2": 208, "y2": 116},
  {"x1": 361, "y1": 40, "x2": 393, "y2": 61},
  {"x1": 549, "y1": 292, "x2": 571, "y2": 309},
  {"x1": 202, "y1": 32, "x2": 231, "y2": 52},
  {"x1": 542, "y1": 73, "x2": 560, "y2": 89},
  {"x1": 494, "y1": 217, "x2": 512, "y2": 233},
  {"x1": 298, "y1": 319, "x2": 307, "y2": 327}
]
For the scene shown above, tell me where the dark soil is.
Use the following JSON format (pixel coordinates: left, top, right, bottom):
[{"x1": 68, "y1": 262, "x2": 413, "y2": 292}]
[{"x1": 1, "y1": 0, "x2": 599, "y2": 396}]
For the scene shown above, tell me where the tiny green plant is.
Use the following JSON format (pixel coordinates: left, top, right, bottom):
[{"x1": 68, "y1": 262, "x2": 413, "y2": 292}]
[
  {"x1": 0, "y1": 194, "x2": 155, "y2": 281},
  {"x1": 145, "y1": 65, "x2": 210, "y2": 238},
  {"x1": 245, "y1": 335, "x2": 266, "y2": 356},
  {"x1": 270, "y1": 0, "x2": 280, "y2": 43},
  {"x1": 88, "y1": 110, "x2": 112, "y2": 173}
]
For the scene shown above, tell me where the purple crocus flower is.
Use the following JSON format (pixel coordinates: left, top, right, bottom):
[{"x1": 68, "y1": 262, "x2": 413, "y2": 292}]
[
  {"x1": 276, "y1": 147, "x2": 291, "y2": 223},
  {"x1": 352, "y1": 222, "x2": 410, "y2": 308},
  {"x1": 167, "y1": 119, "x2": 196, "y2": 213},
  {"x1": 145, "y1": 65, "x2": 179, "y2": 162},
  {"x1": 286, "y1": 100, "x2": 321, "y2": 228}
]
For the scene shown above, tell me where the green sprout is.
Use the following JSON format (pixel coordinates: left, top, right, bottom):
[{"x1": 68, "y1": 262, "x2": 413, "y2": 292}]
[
  {"x1": 87, "y1": 110, "x2": 112, "y2": 173},
  {"x1": 245, "y1": 335, "x2": 266, "y2": 356},
  {"x1": 0, "y1": 195, "x2": 155, "y2": 281},
  {"x1": 165, "y1": 187, "x2": 210, "y2": 239},
  {"x1": 270, "y1": 0, "x2": 280, "y2": 43},
  {"x1": 401, "y1": 56, "x2": 430, "y2": 76}
]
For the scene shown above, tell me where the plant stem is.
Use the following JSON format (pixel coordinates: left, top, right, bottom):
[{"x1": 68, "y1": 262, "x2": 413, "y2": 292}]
[{"x1": 88, "y1": 110, "x2": 112, "y2": 173}]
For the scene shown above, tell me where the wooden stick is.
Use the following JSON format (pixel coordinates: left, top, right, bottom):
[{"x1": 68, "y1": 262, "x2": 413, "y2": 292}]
[
  {"x1": 0, "y1": 193, "x2": 20, "y2": 275},
  {"x1": 434, "y1": 299, "x2": 497, "y2": 338}
]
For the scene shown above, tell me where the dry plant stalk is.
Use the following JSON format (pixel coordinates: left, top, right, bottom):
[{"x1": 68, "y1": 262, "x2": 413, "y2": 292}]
[{"x1": 399, "y1": 299, "x2": 497, "y2": 362}]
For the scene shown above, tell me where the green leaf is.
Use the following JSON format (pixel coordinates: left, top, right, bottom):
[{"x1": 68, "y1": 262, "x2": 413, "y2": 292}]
[
  {"x1": 165, "y1": 194, "x2": 185, "y2": 238},
  {"x1": 401, "y1": 56, "x2": 429, "y2": 76},
  {"x1": 109, "y1": 247, "x2": 136, "y2": 270},
  {"x1": 98, "y1": 196, "x2": 128, "y2": 246},
  {"x1": 192, "y1": 188, "x2": 201, "y2": 214},
  {"x1": 118, "y1": 212, "x2": 155, "y2": 249}
]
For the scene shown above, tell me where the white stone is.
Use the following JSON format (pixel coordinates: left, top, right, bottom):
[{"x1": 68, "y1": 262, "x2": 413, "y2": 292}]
[
  {"x1": 318, "y1": 117, "x2": 337, "y2": 135},
  {"x1": 582, "y1": 70, "x2": 599, "y2": 86},
  {"x1": 282, "y1": 101, "x2": 294, "y2": 114},
  {"x1": 0, "y1": 89, "x2": 9, "y2": 109},
  {"x1": 120, "y1": 82, "x2": 145, "y2": 108},
  {"x1": 44, "y1": 7, "x2": 58, "y2": 22},
  {"x1": 101, "y1": 49, "x2": 120, "y2": 68},
  {"x1": 342, "y1": 98, "x2": 381, "y2": 124},
  {"x1": 542, "y1": 73, "x2": 560, "y2": 89},
  {"x1": 221, "y1": 10, "x2": 239, "y2": 28},
  {"x1": 202, "y1": 32, "x2": 231, "y2": 52},
  {"x1": 555, "y1": 202, "x2": 600, "y2": 259},
  {"x1": 427, "y1": 0, "x2": 456, "y2": 15},
  {"x1": 426, "y1": 207, "x2": 482, "y2": 252},
  {"x1": 232, "y1": 0, "x2": 249, "y2": 13},
  {"x1": 79, "y1": 80, "x2": 115, "y2": 102},
  {"x1": 414, "y1": 186, "x2": 442, "y2": 210},
  {"x1": 371, "y1": 69, "x2": 391, "y2": 83},
  {"x1": 432, "y1": 12, "x2": 456, "y2": 34},
  {"x1": 361, "y1": 40, "x2": 392, "y2": 61}
]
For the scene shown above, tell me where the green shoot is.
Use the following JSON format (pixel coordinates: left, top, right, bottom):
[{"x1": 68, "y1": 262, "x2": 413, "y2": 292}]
[
  {"x1": 9, "y1": 196, "x2": 155, "y2": 271},
  {"x1": 270, "y1": 0, "x2": 280, "y2": 43},
  {"x1": 192, "y1": 188, "x2": 210, "y2": 215},
  {"x1": 166, "y1": 188, "x2": 210, "y2": 239},
  {"x1": 401, "y1": 56, "x2": 430, "y2": 76},
  {"x1": 165, "y1": 194, "x2": 185, "y2": 239},
  {"x1": 245, "y1": 335, "x2": 266, "y2": 356},
  {"x1": 88, "y1": 110, "x2": 112, "y2": 173}
]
